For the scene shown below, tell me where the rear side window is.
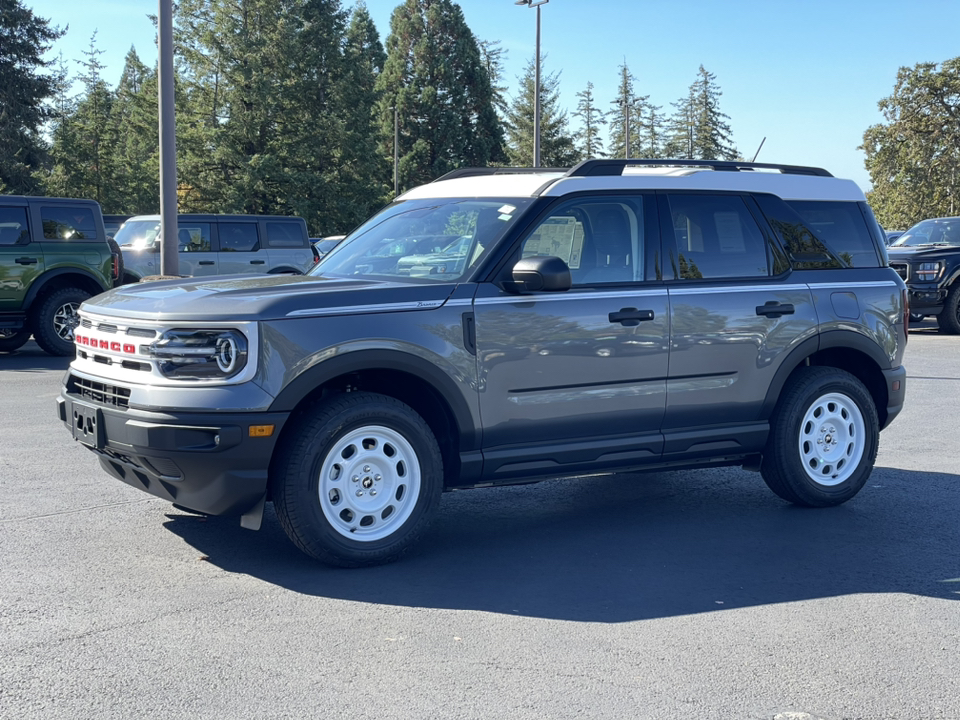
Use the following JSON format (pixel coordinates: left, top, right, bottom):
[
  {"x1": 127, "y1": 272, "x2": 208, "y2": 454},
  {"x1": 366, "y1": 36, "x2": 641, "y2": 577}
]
[
  {"x1": 41, "y1": 206, "x2": 97, "y2": 240},
  {"x1": 665, "y1": 194, "x2": 771, "y2": 279},
  {"x1": 266, "y1": 222, "x2": 304, "y2": 248},
  {"x1": 177, "y1": 223, "x2": 212, "y2": 252},
  {"x1": 786, "y1": 201, "x2": 881, "y2": 268},
  {"x1": 0, "y1": 208, "x2": 29, "y2": 245},
  {"x1": 219, "y1": 223, "x2": 259, "y2": 252}
]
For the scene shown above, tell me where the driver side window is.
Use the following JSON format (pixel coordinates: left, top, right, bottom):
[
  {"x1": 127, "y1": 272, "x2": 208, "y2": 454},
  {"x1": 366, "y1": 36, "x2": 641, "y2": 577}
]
[{"x1": 520, "y1": 197, "x2": 645, "y2": 286}]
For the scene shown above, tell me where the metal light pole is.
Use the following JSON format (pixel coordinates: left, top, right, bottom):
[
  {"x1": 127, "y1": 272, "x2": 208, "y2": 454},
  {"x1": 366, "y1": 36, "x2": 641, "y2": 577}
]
[
  {"x1": 158, "y1": 0, "x2": 179, "y2": 276},
  {"x1": 515, "y1": 0, "x2": 549, "y2": 168},
  {"x1": 391, "y1": 106, "x2": 399, "y2": 196}
]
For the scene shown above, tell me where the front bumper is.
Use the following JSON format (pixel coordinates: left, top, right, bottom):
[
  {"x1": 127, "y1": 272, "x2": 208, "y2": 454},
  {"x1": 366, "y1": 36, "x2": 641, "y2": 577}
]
[
  {"x1": 881, "y1": 366, "x2": 906, "y2": 431},
  {"x1": 905, "y1": 283, "x2": 947, "y2": 316},
  {"x1": 58, "y1": 390, "x2": 288, "y2": 516}
]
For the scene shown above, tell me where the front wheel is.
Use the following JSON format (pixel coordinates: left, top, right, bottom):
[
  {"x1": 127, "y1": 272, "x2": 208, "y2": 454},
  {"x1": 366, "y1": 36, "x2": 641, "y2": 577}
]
[
  {"x1": 761, "y1": 367, "x2": 878, "y2": 507},
  {"x1": 936, "y1": 284, "x2": 960, "y2": 334},
  {"x1": 31, "y1": 287, "x2": 91, "y2": 356},
  {"x1": 272, "y1": 392, "x2": 443, "y2": 567}
]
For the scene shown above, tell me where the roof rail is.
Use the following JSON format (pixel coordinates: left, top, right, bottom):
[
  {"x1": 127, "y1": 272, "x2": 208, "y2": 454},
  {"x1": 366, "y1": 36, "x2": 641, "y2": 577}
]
[
  {"x1": 565, "y1": 158, "x2": 833, "y2": 178},
  {"x1": 433, "y1": 167, "x2": 570, "y2": 182}
]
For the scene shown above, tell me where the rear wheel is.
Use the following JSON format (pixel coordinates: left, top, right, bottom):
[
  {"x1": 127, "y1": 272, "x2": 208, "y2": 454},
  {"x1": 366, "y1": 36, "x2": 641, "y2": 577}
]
[
  {"x1": 936, "y1": 284, "x2": 960, "y2": 334},
  {"x1": 31, "y1": 287, "x2": 90, "y2": 356},
  {"x1": 272, "y1": 392, "x2": 443, "y2": 567},
  {"x1": 761, "y1": 366, "x2": 878, "y2": 507},
  {"x1": 0, "y1": 327, "x2": 31, "y2": 353}
]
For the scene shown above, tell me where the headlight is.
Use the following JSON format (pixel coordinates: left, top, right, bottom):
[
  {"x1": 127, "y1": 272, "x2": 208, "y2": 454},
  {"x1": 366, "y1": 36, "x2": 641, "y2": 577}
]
[
  {"x1": 916, "y1": 261, "x2": 943, "y2": 281},
  {"x1": 142, "y1": 329, "x2": 248, "y2": 380}
]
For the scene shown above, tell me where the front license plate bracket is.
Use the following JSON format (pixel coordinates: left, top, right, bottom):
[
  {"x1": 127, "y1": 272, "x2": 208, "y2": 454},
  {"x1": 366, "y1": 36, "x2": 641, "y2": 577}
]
[{"x1": 72, "y1": 401, "x2": 104, "y2": 449}]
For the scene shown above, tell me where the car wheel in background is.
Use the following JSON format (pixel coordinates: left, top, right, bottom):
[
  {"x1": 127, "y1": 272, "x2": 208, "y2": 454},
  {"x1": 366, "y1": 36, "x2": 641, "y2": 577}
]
[
  {"x1": 0, "y1": 327, "x2": 31, "y2": 353},
  {"x1": 31, "y1": 287, "x2": 90, "y2": 356},
  {"x1": 936, "y1": 284, "x2": 960, "y2": 334}
]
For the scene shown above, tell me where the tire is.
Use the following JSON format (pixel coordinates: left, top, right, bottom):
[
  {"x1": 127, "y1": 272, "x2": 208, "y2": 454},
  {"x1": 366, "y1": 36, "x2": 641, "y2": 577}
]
[
  {"x1": 760, "y1": 366, "x2": 878, "y2": 507},
  {"x1": 909, "y1": 313, "x2": 925, "y2": 324},
  {"x1": 0, "y1": 327, "x2": 31, "y2": 353},
  {"x1": 272, "y1": 392, "x2": 443, "y2": 568},
  {"x1": 107, "y1": 238, "x2": 124, "y2": 287},
  {"x1": 30, "y1": 287, "x2": 90, "y2": 357},
  {"x1": 936, "y1": 284, "x2": 960, "y2": 334}
]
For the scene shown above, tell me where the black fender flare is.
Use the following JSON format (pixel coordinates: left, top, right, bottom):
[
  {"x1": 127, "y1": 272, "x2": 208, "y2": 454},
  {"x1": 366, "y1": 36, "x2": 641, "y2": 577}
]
[
  {"x1": 268, "y1": 348, "x2": 479, "y2": 451},
  {"x1": 23, "y1": 268, "x2": 110, "y2": 308},
  {"x1": 759, "y1": 330, "x2": 892, "y2": 419},
  {"x1": 267, "y1": 267, "x2": 302, "y2": 275}
]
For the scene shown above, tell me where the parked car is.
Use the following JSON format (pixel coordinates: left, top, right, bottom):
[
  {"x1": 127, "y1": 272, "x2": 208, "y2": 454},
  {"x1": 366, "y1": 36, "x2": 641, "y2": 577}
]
[
  {"x1": 116, "y1": 214, "x2": 313, "y2": 283},
  {"x1": 887, "y1": 216, "x2": 960, "y2": 332},
  {"x1": 312, "y1": 235, "x2": 347, "y2": 260},
  {"x1": 885, "y1": 230, "x2": 904, "y2": 245},
  {"x1": 103, "y1": 214, "x2": 131, "y2": 240},
  {"x1": 58, "y1": 159, "x2": 907, "y2": 567},
  {"x1": 0, "y1": 195, "x2": 119, "y2": 355}
]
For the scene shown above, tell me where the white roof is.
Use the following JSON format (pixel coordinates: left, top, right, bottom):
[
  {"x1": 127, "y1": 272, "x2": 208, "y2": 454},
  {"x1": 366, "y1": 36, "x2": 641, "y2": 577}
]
[{"x1": 397, "y1": 167, "x2": 866, "y2": 203}]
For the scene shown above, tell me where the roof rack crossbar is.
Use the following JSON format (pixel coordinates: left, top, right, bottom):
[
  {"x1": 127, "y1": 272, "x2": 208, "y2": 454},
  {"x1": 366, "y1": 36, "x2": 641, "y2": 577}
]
[
  {"x1": 565, "y1": 158, "x2": 833, "y2": 178},
  {"x1": 433, "y1": 167, "x2": 570, "y2": 182}
]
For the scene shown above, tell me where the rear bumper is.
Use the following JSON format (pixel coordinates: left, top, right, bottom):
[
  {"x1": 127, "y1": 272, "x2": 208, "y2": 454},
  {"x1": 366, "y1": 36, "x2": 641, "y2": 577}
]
[
  {"x1": 881, "y1": 366, "x2": 906, "y2": 431},
  {"x1": 58, "y1": 391, "x2": 288, "y2": 516}
]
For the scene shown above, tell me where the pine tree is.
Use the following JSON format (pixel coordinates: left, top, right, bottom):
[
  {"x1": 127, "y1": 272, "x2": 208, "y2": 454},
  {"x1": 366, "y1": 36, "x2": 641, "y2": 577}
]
[
  {"x1": 479, "y1": 39, "x2": 509, "y2": 121},
  {"x1": 607, "y1": 62, "x2": 652, "y2": 159},
  {"x1": 108, "y1": 48, "x2": 159, "y2": 214},
  {"x1": 377, "y1": 0, "x2": 506, "y2": 188},
  {"x1": 0, "y1": 0, "x2": 64, "y2": 193},
  {"x1": 663, "y1": 90, "x2": 694, "y2": 159},
  {"x1": 504, "y1": 55, "x2": 578, "y2": 167},
  {"x1": 688, "y1": 64, "x2": 737, "y2": 160},
  {"x1": 573, "y1": 81, "x2": 605, "y2": 160}
]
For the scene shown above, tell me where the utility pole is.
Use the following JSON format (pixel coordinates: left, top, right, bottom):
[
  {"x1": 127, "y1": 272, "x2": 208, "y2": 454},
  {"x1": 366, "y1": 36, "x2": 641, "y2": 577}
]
[{"x1": 158, "y1": 0, "x2": 179, "y2": 276}]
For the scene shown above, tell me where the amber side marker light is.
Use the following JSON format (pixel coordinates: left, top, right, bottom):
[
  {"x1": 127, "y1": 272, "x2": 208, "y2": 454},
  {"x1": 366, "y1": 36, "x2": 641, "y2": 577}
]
[{"x1": 249, "y1": 425, "x2": 275, "y2": 438}]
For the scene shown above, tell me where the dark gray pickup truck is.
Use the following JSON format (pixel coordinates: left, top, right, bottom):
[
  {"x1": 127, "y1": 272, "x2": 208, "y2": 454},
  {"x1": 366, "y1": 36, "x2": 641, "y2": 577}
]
[{"x1": 58, "y1": 160, "x2": 907, "y2": 567}]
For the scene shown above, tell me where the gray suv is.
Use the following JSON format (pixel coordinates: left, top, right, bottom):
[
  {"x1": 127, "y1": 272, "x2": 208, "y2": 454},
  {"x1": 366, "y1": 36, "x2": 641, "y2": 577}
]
[
  {"x1": 116, "y1": 214, "x2": 313, "y2": 282},
  {"x1": 57, "y1": 160, "x2": 908, "y2": 567}
]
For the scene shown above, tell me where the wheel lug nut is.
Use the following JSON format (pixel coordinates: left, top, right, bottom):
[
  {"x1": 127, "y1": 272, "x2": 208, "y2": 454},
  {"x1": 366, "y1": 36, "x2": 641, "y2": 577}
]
[
  {"x1": 356, "y1": 490, "x2": 364, "y2": 497},
  {"x1": 375, "y1": 474, "x2": 381, "y2": 481},
  {"x1": 352, "y1": 476, "x2": 359, "y2": 482},
  {"x1": 370, "y1": 490, "x2": 377, "y2": 496},
  {"x1": 363, "y1": 465, "x2": 371, "y2": 472}
]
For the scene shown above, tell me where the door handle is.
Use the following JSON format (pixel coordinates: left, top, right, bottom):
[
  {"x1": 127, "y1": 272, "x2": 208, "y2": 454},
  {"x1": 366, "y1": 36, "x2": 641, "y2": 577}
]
[
  {"x1": 608, "y1": 308, "x2": 655, "y2": 326},
  {"x1": 198, "y1": 261, "x2": 215, "y2": 266},
  {"x1": 15, "y1": 257, "x2": 38, "y2": 265},
  {"x1": 250, "y1": 260, "x2": 265, "y2": 265},
  {"x1": 756, "y1": 301, "x2": 795, "y2": 318}
]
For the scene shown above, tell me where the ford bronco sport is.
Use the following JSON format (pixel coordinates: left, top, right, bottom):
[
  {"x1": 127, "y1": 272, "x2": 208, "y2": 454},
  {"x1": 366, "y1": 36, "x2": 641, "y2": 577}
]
[{"x1": 57, "y1": 160, "x2": 908, "y2": 567}]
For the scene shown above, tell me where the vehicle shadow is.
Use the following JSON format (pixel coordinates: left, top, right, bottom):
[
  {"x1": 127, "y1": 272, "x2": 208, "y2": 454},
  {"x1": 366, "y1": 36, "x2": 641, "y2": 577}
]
[
  {"x1": 163, "y1": 466, "x2": 960, "y2": 622},
  {"x1": 0, "y1": 341, "x2": 72, "y2": 372}
]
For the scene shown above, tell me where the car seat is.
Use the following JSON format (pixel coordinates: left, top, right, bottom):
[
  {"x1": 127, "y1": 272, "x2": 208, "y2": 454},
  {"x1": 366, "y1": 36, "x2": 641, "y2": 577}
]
[{"x1": 581, "y1": 208, "x2": 632, "y2": 283}]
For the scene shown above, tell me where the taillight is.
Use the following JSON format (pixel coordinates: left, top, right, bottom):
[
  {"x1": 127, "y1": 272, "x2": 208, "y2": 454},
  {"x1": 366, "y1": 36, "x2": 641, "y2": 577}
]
[{"x1": 112, "y1": 253, "x2": 120, "y2": 279}]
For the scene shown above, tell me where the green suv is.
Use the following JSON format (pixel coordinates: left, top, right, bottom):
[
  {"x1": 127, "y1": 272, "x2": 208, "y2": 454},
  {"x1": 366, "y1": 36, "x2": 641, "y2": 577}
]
[{"x1": 0, "y1": 196, "x2": 118, "y2": 356}]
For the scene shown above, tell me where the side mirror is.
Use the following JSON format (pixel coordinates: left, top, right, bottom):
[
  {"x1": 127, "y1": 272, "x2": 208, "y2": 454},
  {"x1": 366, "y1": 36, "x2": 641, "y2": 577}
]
[{"x1": 510, "y1": 255, "x2": 572, "y2": 293}]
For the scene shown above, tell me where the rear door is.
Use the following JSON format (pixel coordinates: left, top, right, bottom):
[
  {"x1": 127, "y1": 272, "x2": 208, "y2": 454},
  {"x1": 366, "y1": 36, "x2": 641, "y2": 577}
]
[
  {"x1": 0, "y1": 204, "x2": 42, "y2": 312},
  {"x1": 660, "y1": 192, "x2": 818, "y2": 459},
  {"x1": 33, "y1": 202, "x2": 109, "y2": 285},
  {"x1": 216, "y1": 221, "x2": 262, "y2": 275}
]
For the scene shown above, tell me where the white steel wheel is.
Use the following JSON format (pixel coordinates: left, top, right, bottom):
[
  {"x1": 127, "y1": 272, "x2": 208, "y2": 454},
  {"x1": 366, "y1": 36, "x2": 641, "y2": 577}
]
[
  {"x1": 318, "y1": 425, "x2": 422, "y2": 541},
  {"x1": 797, "y1": 392, "x2": 866, "y2": 486}
]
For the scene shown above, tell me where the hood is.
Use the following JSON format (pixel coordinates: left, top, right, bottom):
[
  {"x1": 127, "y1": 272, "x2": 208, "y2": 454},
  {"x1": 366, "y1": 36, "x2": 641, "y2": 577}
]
[
  {"x1": 81, "y1": 273, "x2": 457, "y2": 322},
  {"x1": 887, "y1": 244, "x2": 960, "y2": 260}
]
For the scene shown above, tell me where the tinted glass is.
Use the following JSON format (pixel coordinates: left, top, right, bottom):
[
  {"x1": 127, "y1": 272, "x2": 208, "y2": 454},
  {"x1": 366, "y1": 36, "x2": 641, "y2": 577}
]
[
  {"x1": 176, "y1": 224, "x2": 212, "y2": 252},
  {"x1": 41, "y1": 206, "x2": 97, "y2": 240},
  {"x1": 266, "y1": 222, "x2": 304, "y2": 247},
  {"x1": 311, "y1": 199, "x2": 532, "y2": 282},
  {"x1": 666, "y1": 194, "x2": 770, "y2": 279},
  {"x1": 0, "y1": 208, "x2": 29, "y2": 245},
  {"x1": 219, "y1": 223, "x2": 259, "y2": 252},
  {"x1": 521, "y1": 197, "x2": 645, "y2": 285},
  {"x1": 787, "y1": 201, "x2": 881, "y2": 267}
]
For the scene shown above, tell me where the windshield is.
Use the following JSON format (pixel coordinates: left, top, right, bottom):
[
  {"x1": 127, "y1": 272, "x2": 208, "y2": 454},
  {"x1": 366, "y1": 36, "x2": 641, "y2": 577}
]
[
  {"x1": 892, "y1": 219, "x2": 960, "y2": 247},
  {"x1": 310, "y1": 198, "x2": 532, "y2": 282},
  {"x1": 115, "y1": 219, "x2": 161, "y2": 249}
]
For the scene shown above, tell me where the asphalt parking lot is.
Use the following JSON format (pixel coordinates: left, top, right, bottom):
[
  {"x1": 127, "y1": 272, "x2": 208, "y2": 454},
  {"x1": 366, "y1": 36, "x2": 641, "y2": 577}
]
[{"x1": 1, "y1": 322, "x2": 958, "y2": 720}]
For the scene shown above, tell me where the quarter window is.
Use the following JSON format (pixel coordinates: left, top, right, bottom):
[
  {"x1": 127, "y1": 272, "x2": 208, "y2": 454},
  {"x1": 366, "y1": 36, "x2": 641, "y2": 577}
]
[
  {"x1": 665, "y1": 194, "x2": 770, "y2": 279},
  {"x1": 41, "y1": 206, "x2": 97, "y2": 241},
  {"x1": 0, "y1": 208, "x2": 29, "y2": 245},
  {"x1": 219, "y1": 223, "x2": 259, "y2": 252},
  {"x1": 176, "y1": 224, "x2": 212, "y2": 252},
  {"x1": 787, "y1": 201, "x2": 881, "y2": 268},
  {"x1": 266, "y1": 222, "x2": 304, "y2": 248}
]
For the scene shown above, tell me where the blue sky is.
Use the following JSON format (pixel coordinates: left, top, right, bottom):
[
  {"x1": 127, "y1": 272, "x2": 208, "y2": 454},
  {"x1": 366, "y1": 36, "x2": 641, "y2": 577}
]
[{"x1": 31, "y1": 0, "x2": 960, "y2": 191}]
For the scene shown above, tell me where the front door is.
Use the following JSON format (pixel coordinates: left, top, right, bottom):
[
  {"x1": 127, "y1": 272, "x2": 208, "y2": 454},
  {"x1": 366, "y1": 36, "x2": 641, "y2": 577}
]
[
  {"x1": 474, "y1": 194, "x2": 669, "y2": 481},
  {"x1": 175, "y1": 222, "x2": 218, "y2": 277}
]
